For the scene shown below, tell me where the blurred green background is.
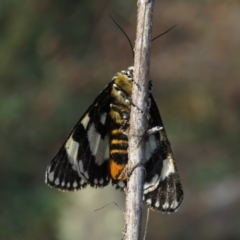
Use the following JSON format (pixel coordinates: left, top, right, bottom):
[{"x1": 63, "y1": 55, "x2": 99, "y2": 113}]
[{"x1": 1, "y1": 0, "x2": 240, "y2": 239}]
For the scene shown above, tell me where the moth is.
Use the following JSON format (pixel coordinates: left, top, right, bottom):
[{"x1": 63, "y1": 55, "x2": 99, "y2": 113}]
[{"x1": 45, "y1": 66, "x2": 183, "y2": 212}]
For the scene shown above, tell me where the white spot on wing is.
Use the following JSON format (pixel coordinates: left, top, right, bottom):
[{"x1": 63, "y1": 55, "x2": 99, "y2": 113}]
[
  {"x1": 99, "y1": 178, "x2": 104, "y2": 184},
  {"x1": 161, "y1": 155, "x2": 175, "y2": 180},
  {"x1": 65, "y1": 136, "x2": 89, "y2": 181},
  {"x1": 65, "y1": 134, "x2": 79, "y2": 171},
  {"x1": 100, "y1": 113, "x2": 107, "y2": 125},
  {"x1": 143, "y1": 174, "x2": 160, "y2": 194},
  {"x1": 55, "y1": 178, "x2": 60, "y2": 185},
  {"x1": 88, "y1": 124, "x2": 101, "y2": 156},
  {"x1": 95, "y1": 134, "x2": 109, "y2": 166},
  {"x1": 80, "y1": 179, "x2": 85, "y2": 186},
  {"x1": 145, "y1": 135, "x2": 158, "y2": 161},
  {"x1": 163, "y1": 202, "x2": 169, "y2": 209},
  {"x1": 77, "y1": 161, "x2": 89, "y2": 181},
  {"x1": 84, "y1": 172, "x2": 89, "y2": 180},
  {"x1": 73, "y1": 181, "x2": 78, "y2": 188},
  {"x1": 155, "y1": 200, "x2": 160, "y2": 208},
  {"x1": 146, "y1": 199, "x2": 152, "y2": 205},
  {"x1": 45, "y1": 167, "x2": 51, "y2": 183},
  {"x1": 79, "y1": 161, "x2": 84, "y2": 173},
  {"x1": 87, "y1": 113, "x2": 107, "y2": 163},
  {"x1": 48, "y1": 172, "x2": 54, "y2": 182},
  {"x1": 171, "y1": 200, "x2": 179, "y2": 209},
  {"x1": 81, "y1": 114, "x2": 90, "y2": 129}
]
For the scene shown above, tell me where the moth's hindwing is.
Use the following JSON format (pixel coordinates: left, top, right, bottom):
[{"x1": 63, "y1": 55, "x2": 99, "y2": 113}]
[{"x1": 142, "y1": 95, "x2": 183, "y2": 212}]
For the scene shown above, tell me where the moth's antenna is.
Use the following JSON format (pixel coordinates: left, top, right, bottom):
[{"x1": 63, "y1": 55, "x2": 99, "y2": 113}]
[
  {"x1": 143, "y1": 208, "x2": 150, "y2": 240},
  {"x1": 151, "y1": 25, "x2": 176, "y2": 42},
  {"x1": 109, "y1": 15, "x2": 134, "y2": 59}
]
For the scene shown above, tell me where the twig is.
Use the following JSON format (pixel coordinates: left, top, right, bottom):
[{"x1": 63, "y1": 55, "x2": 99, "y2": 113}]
[{"x1": 124, "y1": 0, "x2": 155, "y2": 240}]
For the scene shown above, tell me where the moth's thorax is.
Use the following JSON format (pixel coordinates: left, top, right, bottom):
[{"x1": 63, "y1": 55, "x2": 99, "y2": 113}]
[
  {"x1": 114, "y1": 73, "x2": 132, "y2": 94},
  {"x1": 109, "y1": 71, "x2": 133, "y2": 125},
  {"x1": 111, "y1": 73, "x2": 132, "y2": 105}
]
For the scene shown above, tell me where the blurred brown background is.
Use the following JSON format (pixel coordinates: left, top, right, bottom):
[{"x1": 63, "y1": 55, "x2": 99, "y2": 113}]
[{"x1": 1, "y1": 0, "x2": 240, "y2": 239}]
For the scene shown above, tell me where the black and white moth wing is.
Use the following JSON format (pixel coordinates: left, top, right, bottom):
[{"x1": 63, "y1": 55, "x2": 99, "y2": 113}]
[
  {"x1": 143, "y1": 94, "x2": 183, "y2": 212},
  {"x1": 45, "y1": 83, "x2": 114, "y2": 191}
]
